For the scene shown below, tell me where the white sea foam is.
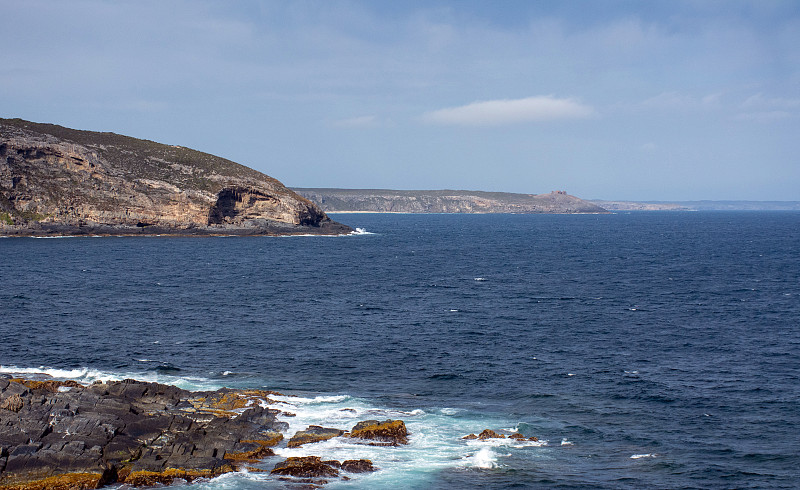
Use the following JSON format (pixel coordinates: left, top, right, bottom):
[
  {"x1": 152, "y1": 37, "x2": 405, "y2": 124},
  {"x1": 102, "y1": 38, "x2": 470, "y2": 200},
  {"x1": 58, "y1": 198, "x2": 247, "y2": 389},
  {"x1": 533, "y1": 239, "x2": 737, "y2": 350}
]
[
  {"x1": 561, "y1": 438, "x2": 574, "y2": 446},
  {"x1": 0, "y1": 365, "x2": 225, "y2": 391},
  {"x1": 3, "y1": 365, "x2": 555, "y2": 488},
  {"x1": 630, "y1": 453, "x2": 656, "y2": 459},
  {"x1": 350, "y1": 227, "x2": 373, "y2": 235},
  {"x1": 466, "y1": 447, "x2": 498, "y2": 469}
]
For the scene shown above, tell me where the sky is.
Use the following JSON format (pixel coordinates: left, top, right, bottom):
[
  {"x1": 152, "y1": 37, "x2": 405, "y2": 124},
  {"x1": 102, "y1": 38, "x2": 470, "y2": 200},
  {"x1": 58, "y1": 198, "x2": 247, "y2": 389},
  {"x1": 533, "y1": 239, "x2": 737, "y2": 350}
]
[{"x1": 2, "y1": 0, "x2": 799, "y2": 201}]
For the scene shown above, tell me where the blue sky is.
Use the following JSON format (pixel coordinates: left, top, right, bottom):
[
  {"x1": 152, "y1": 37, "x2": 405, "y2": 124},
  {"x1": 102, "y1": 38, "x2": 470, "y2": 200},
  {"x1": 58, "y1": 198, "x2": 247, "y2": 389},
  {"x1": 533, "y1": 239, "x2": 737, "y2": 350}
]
[{"x1": 2, "y1": 0, "x2": 798, "y2": 200}]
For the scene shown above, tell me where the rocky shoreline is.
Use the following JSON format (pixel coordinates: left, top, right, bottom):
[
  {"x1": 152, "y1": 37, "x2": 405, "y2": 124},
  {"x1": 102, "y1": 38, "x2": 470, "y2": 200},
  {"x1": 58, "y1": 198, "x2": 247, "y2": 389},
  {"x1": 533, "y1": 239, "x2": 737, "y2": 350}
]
[
  {"x1": 0, "y1": 220, "x2": 352, "y2": 238},
  {"x1": 0, "y1": 375, "x2": 409, "y2": 488},
  {"x1": 1, "y1": 373, "x2": 539, "y2": 488}
]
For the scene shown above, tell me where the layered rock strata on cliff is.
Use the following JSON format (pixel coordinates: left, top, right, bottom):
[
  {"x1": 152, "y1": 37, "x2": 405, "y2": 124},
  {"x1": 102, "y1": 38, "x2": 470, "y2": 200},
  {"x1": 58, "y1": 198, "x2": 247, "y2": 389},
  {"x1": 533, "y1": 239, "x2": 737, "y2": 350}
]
[
  {"x1": 0, "y1": 118, "x2": 351, "y2": 236},
  {"x1": 294, "y1": 188, "x2": 609, "y2": 214}
]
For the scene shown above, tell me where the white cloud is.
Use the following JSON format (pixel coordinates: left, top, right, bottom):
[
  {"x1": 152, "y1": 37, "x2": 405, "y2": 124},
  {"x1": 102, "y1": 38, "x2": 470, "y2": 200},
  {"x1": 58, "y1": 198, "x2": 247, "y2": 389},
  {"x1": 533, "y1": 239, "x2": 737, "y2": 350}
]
[
  {"x1": 421, "y1": 96, "x2": 595, "y2": 126},
  {"x1": 641, "y1": 91, "x2": 724, "y2": 110},
  {"x1": 737, "y1": 93, "x2": 800, "y2": 122},
  {"x1": 330, "y1": 115, "x2": 380, "y2": 128},
  {"x1": 735, "y1": 111, "x2": 793, "y2": 123},
  {"x1": 742, "y1": 93, "x2": 800, "y2": 109}
]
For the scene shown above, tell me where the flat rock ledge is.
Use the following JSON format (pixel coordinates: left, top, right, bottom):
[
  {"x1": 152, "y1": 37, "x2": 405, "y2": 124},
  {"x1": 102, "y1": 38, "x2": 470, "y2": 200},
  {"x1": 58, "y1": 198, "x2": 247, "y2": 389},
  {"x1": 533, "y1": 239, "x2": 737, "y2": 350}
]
[{"x1": 0, "y1": 377, "x2": 409, "y2": 489}]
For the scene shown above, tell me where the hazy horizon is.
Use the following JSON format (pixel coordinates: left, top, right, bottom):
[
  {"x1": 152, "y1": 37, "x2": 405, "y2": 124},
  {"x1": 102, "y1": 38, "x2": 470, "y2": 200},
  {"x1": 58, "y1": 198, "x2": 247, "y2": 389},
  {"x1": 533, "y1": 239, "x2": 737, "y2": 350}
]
[{"x1": 2, "y1": 1, "x2": 798, "y2": 201}]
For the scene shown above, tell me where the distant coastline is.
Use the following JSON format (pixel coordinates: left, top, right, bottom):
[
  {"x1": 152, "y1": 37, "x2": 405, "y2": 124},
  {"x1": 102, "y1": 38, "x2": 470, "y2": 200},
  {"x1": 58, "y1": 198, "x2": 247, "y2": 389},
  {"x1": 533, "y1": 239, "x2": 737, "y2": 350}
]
[
  {"x1": 591, "y1": 200, "x2": 800, "y2": 211},
  {"x1": 293, "y1": 188, "x2": 800, "y2": 213},
  {"x1": 293, "y1": 188, "x2": 608, "y2": 214}
]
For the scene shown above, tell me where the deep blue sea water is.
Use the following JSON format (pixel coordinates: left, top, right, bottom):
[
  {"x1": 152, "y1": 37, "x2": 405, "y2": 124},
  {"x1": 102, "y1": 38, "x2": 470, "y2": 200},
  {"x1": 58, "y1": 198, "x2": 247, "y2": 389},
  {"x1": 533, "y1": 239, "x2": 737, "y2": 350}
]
[{"x1": 2, "y1": 212, "x2": 799, "y2": 488}]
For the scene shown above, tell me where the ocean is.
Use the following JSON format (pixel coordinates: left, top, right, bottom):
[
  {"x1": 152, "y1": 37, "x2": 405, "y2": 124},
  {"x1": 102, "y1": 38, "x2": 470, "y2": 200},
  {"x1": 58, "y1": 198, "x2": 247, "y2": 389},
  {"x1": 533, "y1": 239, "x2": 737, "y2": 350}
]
[{"x1": 2, "y1": 211, "x2": 799, "y2": 488}]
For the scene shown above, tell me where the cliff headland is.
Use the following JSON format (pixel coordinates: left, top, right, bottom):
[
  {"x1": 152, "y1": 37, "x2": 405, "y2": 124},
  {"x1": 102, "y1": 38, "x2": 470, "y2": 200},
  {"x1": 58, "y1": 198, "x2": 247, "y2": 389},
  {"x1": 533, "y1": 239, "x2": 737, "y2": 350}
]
[
  {"x1": 294, "y1": 188, "x2": 608, "y2": 214},
  {"x1": 0, "y1": 118, "x2": 351, "y2": 236}
]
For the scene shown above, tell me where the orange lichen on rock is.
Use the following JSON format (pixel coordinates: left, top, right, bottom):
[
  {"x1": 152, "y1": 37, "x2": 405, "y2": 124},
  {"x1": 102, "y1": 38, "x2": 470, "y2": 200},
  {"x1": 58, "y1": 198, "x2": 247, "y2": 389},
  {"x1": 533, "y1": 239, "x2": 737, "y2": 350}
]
[
  {"x1": 9, "y1": 378, "x2": 83, "y2": 392},
  {"x1": 477, "y1": 429, "x2": 505, "y2": 440},
  {"x1": 270, "y1": 456, "x2": 340, "y2": 478},
  {"x1": 119, "y1": 467, "x2": 234, "y2": 486},
  {"x1": 0, "y1": 472, "x2": 102, "y2": 490},
  {"x1": 224, "y1": 435, "x2": 283, "y2": 462},
  {"x1": 288, "y1": 426, "x2": 345, "y2": 448},
  {"x1": 462, "y1": 433, "x2": 478, "y2": 440},
  {"x1": 348, "y1": 420, "x2": 408, "y2": 445},
  {"x1": 242, "y1": 433, "x2": 284, "y2": 447}
]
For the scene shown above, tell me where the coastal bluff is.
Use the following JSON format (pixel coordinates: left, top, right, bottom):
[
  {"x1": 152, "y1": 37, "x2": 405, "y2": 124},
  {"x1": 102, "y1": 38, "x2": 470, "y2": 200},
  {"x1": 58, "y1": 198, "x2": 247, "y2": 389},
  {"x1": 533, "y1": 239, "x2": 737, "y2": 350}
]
[
  {"x1": 294, "y1": 188, "x2": 608, "y2": 214},
  {"x1": 0, "y1": 118, "x2": 351, "y2": 236}
]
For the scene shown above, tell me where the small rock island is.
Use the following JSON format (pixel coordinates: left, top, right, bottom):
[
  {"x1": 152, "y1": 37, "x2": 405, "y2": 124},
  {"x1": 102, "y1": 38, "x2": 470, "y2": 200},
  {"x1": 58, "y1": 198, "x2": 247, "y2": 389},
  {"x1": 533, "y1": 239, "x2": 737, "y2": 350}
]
[{"x1": 0, "y1": 118, "x2": 351, "y2": 236}]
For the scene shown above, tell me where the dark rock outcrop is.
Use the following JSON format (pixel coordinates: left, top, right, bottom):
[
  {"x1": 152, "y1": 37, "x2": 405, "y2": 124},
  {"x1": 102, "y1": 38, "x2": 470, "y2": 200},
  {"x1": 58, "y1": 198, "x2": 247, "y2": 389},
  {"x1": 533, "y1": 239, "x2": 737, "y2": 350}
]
[
  {"x1": 0, "y1": 378, "x2": 287, "y2": 488},
  {"x1": 270, "y1": 456, "x2": 340, "y2": 478},
  {"x1": 348, "y1": 419, "x2": 409, "y2": 446},
  {"x1": 0, "y1": 118, "x2": 352, "y2": 236},
  {"x1": 477, "y1": 429, "x2": 505, "y2": 440},
  {"x1": 340, "y1": 459, "x2": 376, "y2": 473},
  {"x1": 287, "y1": 426, "x2": 345, "y2": 448}
]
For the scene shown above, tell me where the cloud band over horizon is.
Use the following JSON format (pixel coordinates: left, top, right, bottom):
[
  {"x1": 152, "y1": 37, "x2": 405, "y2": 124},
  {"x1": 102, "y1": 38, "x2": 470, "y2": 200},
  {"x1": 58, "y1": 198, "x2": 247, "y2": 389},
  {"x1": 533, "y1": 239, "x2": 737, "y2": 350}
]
[{"x1": 422, "y1": 96, "x2": 595, "y2": 126}]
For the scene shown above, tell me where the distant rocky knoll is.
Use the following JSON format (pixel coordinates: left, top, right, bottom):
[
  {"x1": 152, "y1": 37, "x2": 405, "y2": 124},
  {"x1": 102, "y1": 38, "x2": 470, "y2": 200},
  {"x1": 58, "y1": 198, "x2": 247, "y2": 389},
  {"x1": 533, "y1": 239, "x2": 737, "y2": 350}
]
[
  {"x1": 294, "y1": 188, "x2": 608, "y2": 214},
  {"x1": 0, "y1": 118, "x2": 351, "y2": 236}
]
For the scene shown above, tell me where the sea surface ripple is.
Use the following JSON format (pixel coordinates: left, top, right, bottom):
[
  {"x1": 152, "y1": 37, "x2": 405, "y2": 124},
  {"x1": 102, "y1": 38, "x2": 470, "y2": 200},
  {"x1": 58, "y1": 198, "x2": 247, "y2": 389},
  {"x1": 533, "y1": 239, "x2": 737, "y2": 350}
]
[{"x1": 2, "y1": 212, "x2": 799, "y2": 488}]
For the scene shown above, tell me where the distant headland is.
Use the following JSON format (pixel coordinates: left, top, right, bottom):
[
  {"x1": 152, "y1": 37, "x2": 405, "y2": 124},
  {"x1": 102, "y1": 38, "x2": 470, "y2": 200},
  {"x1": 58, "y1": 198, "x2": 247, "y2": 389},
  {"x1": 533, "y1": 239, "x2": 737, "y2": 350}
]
[
  {"x1": 293, "y1": 188, "x2": 609, "y2": 214},
  {"x1": 0, "y1": 118, "x2": 351, "y2": 237}
]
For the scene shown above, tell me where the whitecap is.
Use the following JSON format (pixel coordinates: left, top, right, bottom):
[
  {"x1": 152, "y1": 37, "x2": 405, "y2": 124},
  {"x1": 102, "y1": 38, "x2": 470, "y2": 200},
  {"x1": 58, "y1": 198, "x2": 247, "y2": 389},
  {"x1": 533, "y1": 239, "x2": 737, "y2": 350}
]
[
  {"x1": 466, "y1": 447, "x2": 498, "y2": 469},
  {"x1": 630, "y1": 453, "x2": 656, "y2": 459},
  {"x1": 561, "y1": 438, "x2": 573, "y2": 446}
]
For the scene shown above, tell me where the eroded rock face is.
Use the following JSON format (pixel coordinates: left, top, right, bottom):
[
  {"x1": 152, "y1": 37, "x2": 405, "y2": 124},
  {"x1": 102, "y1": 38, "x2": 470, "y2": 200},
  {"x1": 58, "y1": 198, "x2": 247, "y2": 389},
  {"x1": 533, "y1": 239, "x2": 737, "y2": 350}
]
[{"x1": 0, "y1": 118, "x2": 351, "y2": 236}]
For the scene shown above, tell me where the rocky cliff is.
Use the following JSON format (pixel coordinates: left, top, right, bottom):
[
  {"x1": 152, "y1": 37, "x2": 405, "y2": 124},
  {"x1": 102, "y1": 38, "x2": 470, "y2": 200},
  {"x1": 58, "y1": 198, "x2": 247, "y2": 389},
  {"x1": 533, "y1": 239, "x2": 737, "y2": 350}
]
[
  {"x1": 0, "y1": 118, "x2": 351, "y2": 236},
  {"x1": 294, "y1": 188, "x2": 608, "y2": 214}
]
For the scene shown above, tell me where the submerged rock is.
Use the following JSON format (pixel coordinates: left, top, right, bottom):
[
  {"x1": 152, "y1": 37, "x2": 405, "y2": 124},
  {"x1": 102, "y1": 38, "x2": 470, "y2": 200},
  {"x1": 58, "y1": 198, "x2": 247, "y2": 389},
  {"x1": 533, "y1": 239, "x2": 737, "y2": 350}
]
[
  {"x1": 348, "y1": 419, "x2": 409, "y2": 445},
  {"x1": 341, "y1": 459, "x2": 376, "y2": 473}
]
